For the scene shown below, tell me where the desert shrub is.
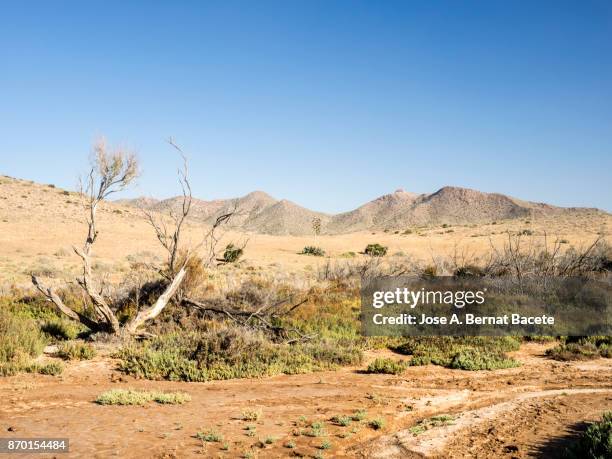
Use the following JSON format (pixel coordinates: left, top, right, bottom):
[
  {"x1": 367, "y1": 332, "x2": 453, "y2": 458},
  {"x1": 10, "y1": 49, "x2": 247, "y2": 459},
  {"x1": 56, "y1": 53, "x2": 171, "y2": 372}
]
[
  {"x1": 547, "y1": 337, "x2": 611, "y2": 361},
  {"x1": 421, "y1": 265, "x2": 438, "y2": 278},
  {"x1": 31, "y1": 361, "x2": 64, "y2": 376},
  {"x1": 57, "y1": 341, "x2": 96, "y2": 360},
  {"x1": 95, "y1": 389, "x2": 190, "y2": 405},
  {"x1": 0, "y1": 308, "x2": 46, "y2": 373},
  {"x1": 394, "y1": 336, "x2": 520, "y2": 370},
  {"x1": 449, "y1": 348, "x2": 520, "y2": 371},
  {"x1": 364, "y1": 244, "x2": 387, "y2": 257},
  {"x1": 41, "y1": 318, "x2": 82, "y2": 340},
  {"x1": 366, "y1": 357, "x2": 407, "y2": 375},
  {"x1": 369, "y1": 418, "x2": 386, "y2": 430},
  {"x1": 223, "y1": 244, "x2": 244, "y2": 263},
  {"x1": 117, "y1": 327, "x2": 362, "y2": 382},
  {"x1": 565, "y1": 412, "x2": 612, "y2": 459},
  {"x1": 301, "y1": 246, "x2": 325, "y2": 257}
]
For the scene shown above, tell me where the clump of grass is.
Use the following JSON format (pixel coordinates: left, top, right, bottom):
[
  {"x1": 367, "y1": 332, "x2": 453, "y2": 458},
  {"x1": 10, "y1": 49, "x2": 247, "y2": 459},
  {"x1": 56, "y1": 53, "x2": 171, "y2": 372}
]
[
  {"x1": 331, "y1": 415, "x2": 352, "y2": 427},
  {"x1": 352, "y1": 409, "x2": 367, "y2": 421},
  {"x1": 319, "y1": 440, "x2": 332, "y2": 450},
  {"x1": 284, "y1": 440, "x2": 296, "y2": 449},
  {"x1": 366, "y1": 357, "x2": 407, "y2": 375},
  {"x1": 263, "y1": 436, "x2": 275, "y2": 445},
  {"x1": 409, "y1": 414, "x2": 456, "y2": 435},
  {"x1": 196, "y1": 429, "x2": 223, "y2": 442},
  {"x1": 223, "y1": 243, "x2": 244, "y2": 263},
  {"x1": 369, "y1": 418, "x2": 386, "y2": 430},
  {"x1": 95, "y1": 389, "x2": 191, "y2": 406},
  {"x1": 57, "y1": 341, "x2": 96, "y2": 360},
  {"x1": 241, "y1": 408, "x2": 262, "y2": 421},
  {"x1": 565, "y1": 412, "x2": 612, "y2": 459},
  {"x1": 305, "y1": 421, "x2": 326, "y2": 437}
]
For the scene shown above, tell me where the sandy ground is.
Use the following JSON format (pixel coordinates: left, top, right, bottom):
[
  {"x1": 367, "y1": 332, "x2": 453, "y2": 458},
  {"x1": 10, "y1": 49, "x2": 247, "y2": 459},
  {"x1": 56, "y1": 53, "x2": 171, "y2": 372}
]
[{"x1": 0, "y1": 343, "x2": 610, "y2": 458}]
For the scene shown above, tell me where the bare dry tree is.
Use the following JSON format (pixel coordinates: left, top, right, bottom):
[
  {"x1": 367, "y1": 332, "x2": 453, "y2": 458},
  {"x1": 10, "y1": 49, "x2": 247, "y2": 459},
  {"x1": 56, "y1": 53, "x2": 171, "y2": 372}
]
[{"x1": 31, "y1": 138, "x2": 215, "y2": 336}]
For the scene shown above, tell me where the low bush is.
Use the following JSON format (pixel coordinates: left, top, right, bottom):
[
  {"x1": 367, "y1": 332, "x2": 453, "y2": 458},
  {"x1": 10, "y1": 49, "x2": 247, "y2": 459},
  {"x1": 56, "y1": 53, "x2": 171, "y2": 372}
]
[
  {"x1": 547, "y1": 337, "x2": 611, "y2": 361},
  {"x1": 394, "y1": 336, "x2": 521, "y2": 370},
  {"x1": 565, "y1": 412, "x2": 612, "y2": 459},
  {"x1": 366, "y1": 357, "x2": 407, "y2": 375},
  {"x1": 57, "y1": 341, "x2": 96, "y2": 360},
  {"x1": 95, "y1": 389, "x2": 191, "y2": 405},
  {"x1": 117, "y1": 327, "x2": 362, "y2": 382},
  {"x1": 0, "y1": 308, "x2": 48, "y2": 376},
  {"x1": 223, "y1": 244, "x2": 244, "y2": 263},
  {"x1": 364, "y1": 244, "x2": 387, "y2": 257},
  {"x1": 301, "y1": 246, "x2": 325, "y2": 257}
]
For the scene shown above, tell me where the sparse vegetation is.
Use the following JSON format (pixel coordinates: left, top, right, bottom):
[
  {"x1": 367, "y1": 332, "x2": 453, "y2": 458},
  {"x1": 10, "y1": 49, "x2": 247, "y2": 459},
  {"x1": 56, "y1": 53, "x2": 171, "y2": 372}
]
[
  {"x1": 364, "y1": 243, "x2": 387, "y2": 257},
  {"x1": 409, "y1": 414, "x2": 456, "y2": 435},
  {"x1": 223, "y1": 243, "x2": 244, "y2": 263},
  {"x1": 369, "y1": 417, "x2": 386, "y2": 430},
  {"x1": 57, "y1": 341, "x2": 96, "y2": 360},
  {"x1": 565, "y1": 412, "x2": 612, "y2": 459},
  {"x1": 95, "y1": 389, "x2": 191, "y2": 406},
  {"x1": 301, "y1": 246, "x2": 325, "y2": 257},
  {"x1": 366, "y1": 357, "x2": 407, "y2": 375},
  {"x1": 547, "y1": 337, "x2": 611, "y2": 361}
]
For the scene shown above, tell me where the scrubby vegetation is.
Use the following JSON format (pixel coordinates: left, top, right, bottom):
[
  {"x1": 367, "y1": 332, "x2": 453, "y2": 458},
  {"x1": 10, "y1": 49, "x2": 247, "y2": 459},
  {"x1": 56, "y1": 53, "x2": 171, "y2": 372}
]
[
  {"x1": 0, "y1": 307, "x2": 48, "y2": 375},
  {"x1": 117, "y1": 327, "x2": 362, "y2": 382},
  {"x1": 57, "y1": 341, "x2": 96, "y2": 360},
  {"x1": 565, "y1": 412, "x2": 612, "y2": 459},
  {"x1": 547, "y1": 336, "x2": 611, "y2": 361},
  {"x1": 364, "y1": 243, "x2": 387, "y2": 257},
  {"x1": 301, "y1": 246, "x2": 325, "y2": 256},
  {"x1": 366, "y1": 357, "x2": 407, "y2": 375},
  {"x1": 95, "y1": 388, "x2": 191, "y2": 405},
  {"x1": 395, "y1": 336, "x2": 521, "y2": 370},
  {"x1": 222, "y1": 243, "x2": 244, "y2": 263}
]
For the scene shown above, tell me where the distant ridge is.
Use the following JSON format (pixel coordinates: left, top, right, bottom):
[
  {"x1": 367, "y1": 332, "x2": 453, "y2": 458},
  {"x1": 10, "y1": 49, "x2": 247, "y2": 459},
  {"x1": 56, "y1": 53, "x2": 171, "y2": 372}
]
[{"x1": 116, "y1": 186, "x2": 603, "y2": 236}]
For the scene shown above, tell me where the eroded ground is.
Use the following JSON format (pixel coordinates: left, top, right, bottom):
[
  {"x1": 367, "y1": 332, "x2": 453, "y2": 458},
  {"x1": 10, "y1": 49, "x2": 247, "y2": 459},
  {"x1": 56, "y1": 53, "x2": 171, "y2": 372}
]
[{"x1": 0, "y1": 343, "x2": 610, "y2": 458}]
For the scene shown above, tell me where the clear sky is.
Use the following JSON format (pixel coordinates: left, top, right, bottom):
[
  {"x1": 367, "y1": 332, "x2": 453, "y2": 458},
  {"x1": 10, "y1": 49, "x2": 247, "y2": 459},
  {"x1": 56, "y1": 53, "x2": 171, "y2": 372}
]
[{"x1": 1, "y1": 1, "x2": 611, "y2": 212}]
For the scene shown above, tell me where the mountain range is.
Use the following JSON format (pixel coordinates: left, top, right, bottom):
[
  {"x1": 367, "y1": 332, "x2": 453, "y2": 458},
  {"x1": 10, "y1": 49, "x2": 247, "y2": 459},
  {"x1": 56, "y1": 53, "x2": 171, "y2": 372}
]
[{"x1": 115, "y1": 187, "x2": 601, "y2": 236}]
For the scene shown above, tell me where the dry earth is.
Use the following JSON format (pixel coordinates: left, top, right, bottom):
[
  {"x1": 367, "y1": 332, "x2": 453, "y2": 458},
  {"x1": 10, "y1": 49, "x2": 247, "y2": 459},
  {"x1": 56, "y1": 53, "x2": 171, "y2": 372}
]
[{"x1": 0, "y1": 344, "x2": 610, "y2": 458}]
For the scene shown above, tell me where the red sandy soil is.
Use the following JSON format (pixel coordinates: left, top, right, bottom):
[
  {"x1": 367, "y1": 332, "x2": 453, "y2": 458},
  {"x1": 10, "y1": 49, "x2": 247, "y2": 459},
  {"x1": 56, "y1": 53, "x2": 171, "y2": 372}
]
[{"x1": 0, "y1": 343, "x2": 610, "y2": 458}]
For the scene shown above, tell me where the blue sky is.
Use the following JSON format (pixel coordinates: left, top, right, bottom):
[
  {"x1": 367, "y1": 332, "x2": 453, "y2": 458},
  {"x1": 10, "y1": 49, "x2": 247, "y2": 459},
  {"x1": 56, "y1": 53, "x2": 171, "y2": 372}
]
[{"x1": 1, "y1": 1, "x2": 611, "y2": 212}]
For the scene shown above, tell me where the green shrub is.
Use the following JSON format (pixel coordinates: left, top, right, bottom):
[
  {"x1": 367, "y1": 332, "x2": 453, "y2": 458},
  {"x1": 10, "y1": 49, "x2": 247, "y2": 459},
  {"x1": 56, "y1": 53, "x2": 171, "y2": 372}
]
[
  {"x1": 41, "y1": 318, "x2": 82, "y2": 340},
  {"x1": 301, "y1": 246, "x2": 325, "y2": 257},
  {"x1": 449, "y1": 348, "x2": 520, "y2": 371},
  {"x1": 0, "y1": 308, "x2": 47, "y2": 376},
  {"x1": 369, "y1": 418, "x2": 386, "y2": 430},
  {"x1": 394, "y1": 337, "x2": 521, "y2": 371},
  {"x1": 364, "y1": 244, "x2": 387, "y2": 257},
  {"x1": 366, "y1": 357, "x2": 407, "y2": 375},
  {"x1": 95, "y1": 389, "x2": 190, "y2": 405},
  {"x1": 33, "y1": 361, "x2": 64, "y2": 376},
  {"x1": 565, "y1": 412, "x2": 612, "y2": 459},
  {"x1": 57, "y1": 342, "x2": 96, "y2": 360},
  {"x1": 547, "y1": 337, "x2": 611, "y2": 361},
  {"x1": 117, "y1": 328, "x2": 362, "y2": 382},
  {"x1": 223, "y1": 244, "x2": 244, "y2": 263}
]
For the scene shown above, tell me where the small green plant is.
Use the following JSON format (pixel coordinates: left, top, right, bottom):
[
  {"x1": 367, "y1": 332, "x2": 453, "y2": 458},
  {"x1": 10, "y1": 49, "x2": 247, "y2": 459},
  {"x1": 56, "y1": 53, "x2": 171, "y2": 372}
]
[
  {"x1": 319, "y1": 440, "x2": 332, "y2": 450},
  {"x1": 409, "y1": 414, "x2": 455, "y2": 435},
  {"x1": 223, "y1": 243, "x2": 244, "y2": 263},
  {"x1": 284, "y1": 440, "x2": 296, "y2": 449},
  {"x1": 565, "y1": 411, "x2": 612, "y2": 458},
  {"x1": 305, "y1": 421, "x2": 326, "y2": 437},
  {"x1": 264, "y1": 436, "x2": 275, "y2": 444},
  {"x1": 369, "y1": 418, "x2": 386, "y2": 430},
  {"x1": 352, "y1": 409, "x2": 367, "y2": 421},
  {"x1": 331, "y1": 415, "x2": 351, "y2": 427},
  {"x1": 301, "y1": 246, "x2": 325, "y2": 257},
  {"x1": 221, "y1": 442, "x2": 230, "y2": 451},
  {"x1": 33, "y1": 361, "x2": 64, "y2": 376},
  {"x1": 95, "y1": 389, "x2": 190, "y2": 406},
  {"x1": 196, "y1": 429, "x2": 223, "y2": 442},
  {"x1": 366, "y1": 357, "x2": 407, "y2": 375},
  {"x1": 57, "y1": 341, "x2": 96, "y2": 360},
  {"x1": 364, "y1": 243, "x2": 387, "y2": 257}
]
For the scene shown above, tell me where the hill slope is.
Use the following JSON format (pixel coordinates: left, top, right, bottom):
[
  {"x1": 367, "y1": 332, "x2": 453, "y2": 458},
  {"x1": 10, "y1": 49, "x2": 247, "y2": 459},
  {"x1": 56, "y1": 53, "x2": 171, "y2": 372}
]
[{"x1": 117, "y1": 186, "x2": 601, "y2": 235}]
